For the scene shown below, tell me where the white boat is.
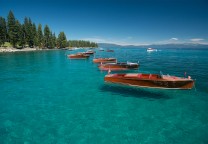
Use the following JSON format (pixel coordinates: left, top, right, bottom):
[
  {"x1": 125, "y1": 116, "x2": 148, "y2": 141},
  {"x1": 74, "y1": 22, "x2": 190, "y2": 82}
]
[
  {"x1": 99, "y1": 48, "x2": 104, "y2": 51},
  {"x1": 147, "y1": 48, "x2": 157, "y2": 52}
]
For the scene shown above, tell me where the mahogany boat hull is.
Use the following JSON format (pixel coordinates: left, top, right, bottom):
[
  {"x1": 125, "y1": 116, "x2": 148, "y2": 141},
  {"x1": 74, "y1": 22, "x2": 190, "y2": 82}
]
[
  {"x1": 104, "y1": 73, "x2": 194, "y2": 89},
  {"x1": 93, "y1": 58, "x2": 117, "y2": 63},
  {"x1": 68, "y1": 54, "x2": 90, "y2": 59},
  {"x1": 99, "y1": 63, "x2": 139, "y2": 71}
]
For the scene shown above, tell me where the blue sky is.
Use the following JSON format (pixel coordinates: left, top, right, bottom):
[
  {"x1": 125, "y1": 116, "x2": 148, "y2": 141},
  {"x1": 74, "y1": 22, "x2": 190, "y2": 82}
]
[{"x1": 1, "y1": 0, "x2": 208, "y2": 45}]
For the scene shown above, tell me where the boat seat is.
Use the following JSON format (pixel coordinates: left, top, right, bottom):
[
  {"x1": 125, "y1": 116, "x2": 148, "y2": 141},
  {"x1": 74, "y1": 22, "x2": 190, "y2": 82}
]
[
  {"x1": 112, "y1": 74, "x2": 119, "y2": 77},
  {"x1": 138, "y1": 74, "x2": 142, "y2": 78},
  {"x1": 162, "y1": 75, "x2": 178, "y2": 80},
  {"x1": 149, "y1": 74, "x2": 152, "y2": 79},
  {"x1": 124, "y1": 74, "x2": 137, "y2": 77}
]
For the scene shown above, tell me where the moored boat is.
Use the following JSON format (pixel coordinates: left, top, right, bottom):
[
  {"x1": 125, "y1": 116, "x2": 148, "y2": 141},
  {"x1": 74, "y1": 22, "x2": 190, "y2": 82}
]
[
  {"x1": 99, "y1": 62, "x2": 139, "y2": 71},
  {"x1": 61, "y1": 48, "x2": 68, "y2": 50},
  {"x1": 147, "y1": 48, "x2": 157, "y2": 52},
  {"x1": 106, "y1": 49, "x2": 114, "y2": 52},
  {"x1": 68, "y1": 53, "x2": 90, "y2": 59},
  {"x1": 99, "y1": 48, "x2": 104, "y2": 51},
  {"x1": 85, "y1": 50, "x2": 95, "y2": 54},
  {"x1": 104, "y1": 73, "x2": 194, "y2": 89},
  {"x1": 93, "y1": 58, "x2": 117, "y2": 63}
]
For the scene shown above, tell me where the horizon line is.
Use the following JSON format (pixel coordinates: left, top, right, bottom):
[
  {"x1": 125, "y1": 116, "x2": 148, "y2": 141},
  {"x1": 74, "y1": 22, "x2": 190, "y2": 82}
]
[{"x1": 97, "y1": 42, "x2": 208, "y2": 46}]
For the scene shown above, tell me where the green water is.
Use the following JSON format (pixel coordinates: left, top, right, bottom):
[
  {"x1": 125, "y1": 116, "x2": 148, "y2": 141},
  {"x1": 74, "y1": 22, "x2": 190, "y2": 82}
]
[{"x1": 0, "y1": 48, "x2": 207, "y2": 143}]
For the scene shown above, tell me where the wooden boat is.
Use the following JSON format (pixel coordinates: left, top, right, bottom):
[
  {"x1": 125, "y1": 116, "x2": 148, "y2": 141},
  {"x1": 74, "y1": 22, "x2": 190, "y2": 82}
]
[
  {"x1": 68, "y1": 53, "x2": 90, "y2": 59},
  {"x1": 85, "y1": 50, "x2": 95, "y2": 54},
  {"x1": 99, "y1": 62, "x2": 139, "y2": 71},
  {"x1": 93, "y1": 58, "x2": 117, "y2": 63},
  {"x1": 104, "y1": 73, "x2": 194, "y2": 89}
]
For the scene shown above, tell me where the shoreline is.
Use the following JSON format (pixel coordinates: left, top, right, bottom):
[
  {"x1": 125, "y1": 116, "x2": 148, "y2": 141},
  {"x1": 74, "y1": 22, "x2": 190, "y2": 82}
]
[
  {"x1": 0, "y1": 47, "x2": 58, "y2": 53},
  {"x1": 0, "y1": 47, "x2": 97, "y2": 53}
]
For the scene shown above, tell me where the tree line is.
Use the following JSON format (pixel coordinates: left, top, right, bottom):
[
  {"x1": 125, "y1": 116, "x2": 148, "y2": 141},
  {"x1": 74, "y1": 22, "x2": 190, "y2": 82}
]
[
  {"x1": 0, "y1": 10, "x2": 98, "y2": 49},
  {"x1": 68, "y1": 40, "x2": 98, "y2": 48}
]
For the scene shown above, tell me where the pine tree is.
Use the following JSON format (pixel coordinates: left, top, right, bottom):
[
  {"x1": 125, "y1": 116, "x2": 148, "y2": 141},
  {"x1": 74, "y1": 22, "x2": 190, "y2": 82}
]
[
  {"x1": 52, "y1": 33, "x2": 57, "y2": 48},
  {"x1": 32, "y1": 23, "x2": 37, "y2": 47},
  {"x1": 57, "y1": 32, "x2": 67, "y2": 48},
  {"x1": 24, "y1": 17, "x2": 35, "y2": 47},
  {"x1": 28, "y1": 18, "x2": 33, "y2": 47},
  {"x1": 48, "y1": 32, "x2": 56, "y2": 48},
  {"x1": 0, "y1": 17, "x2": 7, "y2": 46},
  {"x1": 43, "y1": 25, "x2": 50, "y2": 48},
  {"x1": 48, "y1": 32, "x2": 53, "y2": 48},
  {"x1": 7, "y1": 10, "x2": 18, "y2": 47},
  {"x1": 16, "y1": 21, "x2": 25, "y2": 48},
  {"x1": 14, "y1": 20, "x2": 21, "y2": 47},
  {"x1": 37, "y1": 24, "x2": 43, "y2": 48},
  {"x1": 24, "y1": 17, "x2": 29, "y2": 46}
]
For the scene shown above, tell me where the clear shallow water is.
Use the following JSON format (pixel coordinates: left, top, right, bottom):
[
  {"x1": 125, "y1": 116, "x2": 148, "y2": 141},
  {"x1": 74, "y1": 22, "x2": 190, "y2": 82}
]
[{"x1": 0, "y1": 48, "x2": 208, "y2": 143}]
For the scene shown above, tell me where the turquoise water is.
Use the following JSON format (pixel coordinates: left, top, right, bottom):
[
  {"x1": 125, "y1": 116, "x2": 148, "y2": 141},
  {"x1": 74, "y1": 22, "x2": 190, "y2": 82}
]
[{"x1": 0, "y1": 48, "x2": 208, "y2": 143}]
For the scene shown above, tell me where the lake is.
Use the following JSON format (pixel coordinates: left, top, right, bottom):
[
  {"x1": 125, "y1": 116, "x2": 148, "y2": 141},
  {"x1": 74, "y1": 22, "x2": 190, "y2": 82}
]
[{"x1": 0, "y1": 47, "x2": 207, "y2": 143}]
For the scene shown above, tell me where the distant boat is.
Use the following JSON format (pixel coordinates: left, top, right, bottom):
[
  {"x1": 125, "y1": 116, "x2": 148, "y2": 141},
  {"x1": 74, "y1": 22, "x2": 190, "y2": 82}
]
[
  {"x1": 106, "y1": 49, "x2": 114, "y2": 52},
  {"x1": 99, "y1": 48, "x2": 104, "y2": 51},
  {"x1": 85, "y1": 50, "x2": 95, "y2": 55},
  {"x1": 93, "y1": 58, "x2": 117, "y2": 63},
  {"x1": 99, "y1": 61, "x2": 139, "y2": 71},
  {"x1": 147, "y1": 48, "x2": 157, "y2": 52},
  {"x1": 105, "y1": 73, "x2": 194, "y2": 89},
  {"x1": 61, "y1": 48, "x2": 68, "y2": 50},
  {"x1": 68, "y1": 53, "x2": 90, "y2": 59}
]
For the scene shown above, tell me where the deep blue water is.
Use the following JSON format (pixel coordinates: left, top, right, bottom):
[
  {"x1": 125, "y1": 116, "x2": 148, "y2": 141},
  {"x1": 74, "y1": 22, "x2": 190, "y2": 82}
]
[{"x1": 0, "y1": 48, "x2": 208, "y2": 143}]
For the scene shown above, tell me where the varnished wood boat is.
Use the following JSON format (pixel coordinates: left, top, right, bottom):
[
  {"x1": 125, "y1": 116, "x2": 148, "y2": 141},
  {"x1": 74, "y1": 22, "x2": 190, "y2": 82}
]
[
  {"x1": 104, "y1": 73, "x2": 194, "y2": 89},
  {"x1": 68, "y1": 53, "x2": 90, "y2": 59},
  {"x1": 99, "y1": 62, "x2": 139, "y2": 71},
  {"x1": 93, "y1": 58, "x2": 117, "y2": 63}
]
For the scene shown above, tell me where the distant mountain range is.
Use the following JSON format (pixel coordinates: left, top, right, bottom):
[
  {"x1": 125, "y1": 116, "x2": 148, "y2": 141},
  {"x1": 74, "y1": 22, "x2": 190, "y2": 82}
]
[{"x1": 98, "y1": 43, "x2": 208, "y2": 49}]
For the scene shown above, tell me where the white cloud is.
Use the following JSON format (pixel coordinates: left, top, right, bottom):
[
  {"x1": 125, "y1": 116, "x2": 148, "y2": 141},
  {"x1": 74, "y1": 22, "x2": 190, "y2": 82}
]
[
  {"x1": 126, "y1": 36, "x2": 133, "y2": 40},
  {"x1": 155, "y1": 38, "x2": 180, "y2": 44},
  {"x1": 170, "y1": 38, "x2": 178, "y2": 41},
  {"x1": 190, "y1": 38, "x2": 204, "y2": 42}
]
